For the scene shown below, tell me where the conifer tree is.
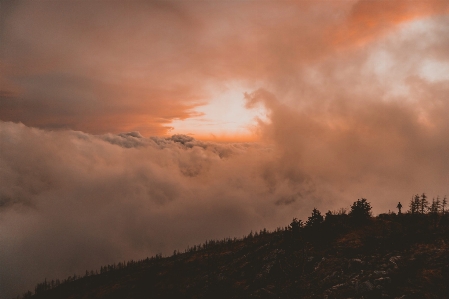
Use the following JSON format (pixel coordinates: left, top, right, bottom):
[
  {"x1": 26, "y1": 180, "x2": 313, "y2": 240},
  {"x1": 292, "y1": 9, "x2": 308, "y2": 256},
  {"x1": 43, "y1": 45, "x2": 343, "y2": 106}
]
[
  {"x1": 289, "y1": 218, "x2": 303, "y2": 249},
  {"x1": 409, "y1": 195, "x2": 419, "y2": 214},
  {"x1": 290, "y1": 218, "x2": 303, "y2": 234},
  {"x1": 349, "y1": 198, "x2": 372, "y2": 223},
  {"x1": 420, "y1": 193, "x2": 428, "y2": 214},
  {"x1": 410, "y1": 194, "x2": 420, "y2": 214},
  {"x1": 436, "y1": 196, "x2": 441, "y2": 213},
  {"x1": 306, "y1": 208, "x2": 324, "y2": 228},
  {"x1": 409, "y1": 196, "x2": 413, "y2": 214},
  {"x1": 443, "y1": 196, "x2": 447, "y2": 214},
  {"x1": 431, "y1": 198, "x2": 437, "y2": 214}
]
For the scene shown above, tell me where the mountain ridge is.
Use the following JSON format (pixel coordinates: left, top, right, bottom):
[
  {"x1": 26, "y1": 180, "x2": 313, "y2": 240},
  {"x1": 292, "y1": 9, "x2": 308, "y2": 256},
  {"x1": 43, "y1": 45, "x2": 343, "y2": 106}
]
[{"x1": 17, "y1": 200, "x2": 449, "y2": 299}]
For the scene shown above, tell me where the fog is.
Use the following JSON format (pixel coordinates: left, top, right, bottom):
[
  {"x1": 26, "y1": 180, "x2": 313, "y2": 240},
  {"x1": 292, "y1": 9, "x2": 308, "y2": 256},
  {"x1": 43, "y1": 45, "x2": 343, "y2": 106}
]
[{"x1": 1, "y1": 0, "x2": 449, "y2": 297}]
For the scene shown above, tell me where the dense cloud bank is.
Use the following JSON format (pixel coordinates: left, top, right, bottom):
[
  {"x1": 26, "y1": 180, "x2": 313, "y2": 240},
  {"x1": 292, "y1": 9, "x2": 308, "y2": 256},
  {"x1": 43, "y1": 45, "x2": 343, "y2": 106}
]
[
  {"x1": 0, "y1": 121, "x2": 317, "y2": 297},
  {"x1": 2, "y1": 0, "x2": 449, "y2": 297},
  {"x1": 2, "y1": 73, "x2": 449, "y2": 295}
]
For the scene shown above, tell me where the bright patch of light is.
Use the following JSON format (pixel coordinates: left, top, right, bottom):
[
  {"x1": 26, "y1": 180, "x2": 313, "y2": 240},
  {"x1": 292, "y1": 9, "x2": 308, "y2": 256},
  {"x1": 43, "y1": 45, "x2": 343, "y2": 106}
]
[
  {"x1": 363, "y1": 17, "x2": 448, "y2": 100},
  {"x1": 171, "y1": 84, "x2": 267, "y2": 141}
]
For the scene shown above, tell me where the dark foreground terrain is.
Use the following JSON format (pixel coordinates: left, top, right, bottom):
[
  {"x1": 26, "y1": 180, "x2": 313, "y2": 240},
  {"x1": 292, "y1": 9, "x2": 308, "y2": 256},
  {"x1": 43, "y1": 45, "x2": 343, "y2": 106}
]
[{"x1": 18, "y1": 202, "x2": 449, "y2": 299}]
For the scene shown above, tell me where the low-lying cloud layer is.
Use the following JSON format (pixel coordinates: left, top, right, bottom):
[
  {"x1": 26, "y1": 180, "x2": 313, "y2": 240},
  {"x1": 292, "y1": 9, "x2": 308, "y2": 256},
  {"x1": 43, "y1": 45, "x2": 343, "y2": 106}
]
[
  {"x1": 0, "y1": 120, "x2": 318, "y2": 297},
  {"x1": 1, "y1": 0, "x2": 449, "y2": 297},
  {"x1": 2, "y1": 73, "x2": 449, "y2": 295}
]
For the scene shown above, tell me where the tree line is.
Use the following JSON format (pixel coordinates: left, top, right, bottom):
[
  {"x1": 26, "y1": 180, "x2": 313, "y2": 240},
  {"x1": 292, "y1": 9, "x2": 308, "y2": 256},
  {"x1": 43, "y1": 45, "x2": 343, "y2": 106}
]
[
  {"x1": 17, "y1": 193, "x2": 449, "y2": 299},
  {"x1": 408, "y1": 193, "x2": 447, "y2": 215}
]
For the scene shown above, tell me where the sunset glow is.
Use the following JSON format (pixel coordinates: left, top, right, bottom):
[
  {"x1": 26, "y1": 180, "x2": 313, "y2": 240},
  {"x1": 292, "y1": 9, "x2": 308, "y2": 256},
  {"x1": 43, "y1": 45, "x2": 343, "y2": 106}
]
[
  {"x1": 1, "y1": 1, "x2": 449, "y2": 297},
  {"x1": 171, "y1": 85, "x2": 268, "y2": 142}
]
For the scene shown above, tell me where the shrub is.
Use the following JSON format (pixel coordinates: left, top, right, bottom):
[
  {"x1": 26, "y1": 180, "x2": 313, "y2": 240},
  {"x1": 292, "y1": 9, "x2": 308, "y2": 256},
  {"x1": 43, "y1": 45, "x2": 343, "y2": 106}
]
[{"x1": 349, "y1": 198, "x2": 372, "y2": 223}]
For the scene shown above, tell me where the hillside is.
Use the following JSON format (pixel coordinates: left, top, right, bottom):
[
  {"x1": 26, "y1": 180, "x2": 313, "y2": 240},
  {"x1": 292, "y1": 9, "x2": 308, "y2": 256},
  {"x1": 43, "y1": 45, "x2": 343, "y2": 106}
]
[{"x1": 18, "y1": 202, "x2": 449, "y2": 299}]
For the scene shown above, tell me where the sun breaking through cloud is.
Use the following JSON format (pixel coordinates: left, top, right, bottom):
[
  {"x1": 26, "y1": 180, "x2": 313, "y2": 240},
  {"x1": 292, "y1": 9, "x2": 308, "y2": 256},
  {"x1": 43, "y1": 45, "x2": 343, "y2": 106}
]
[{"x1": 1, "y1": 0, "x2": 449, "y2": 297}]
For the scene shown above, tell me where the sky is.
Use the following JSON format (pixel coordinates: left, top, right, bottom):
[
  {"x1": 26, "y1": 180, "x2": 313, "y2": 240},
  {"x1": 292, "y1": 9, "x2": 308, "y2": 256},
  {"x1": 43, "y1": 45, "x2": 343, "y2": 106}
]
[{"x1": 1, "y1": 0, "x2": 449, "y2": 297}]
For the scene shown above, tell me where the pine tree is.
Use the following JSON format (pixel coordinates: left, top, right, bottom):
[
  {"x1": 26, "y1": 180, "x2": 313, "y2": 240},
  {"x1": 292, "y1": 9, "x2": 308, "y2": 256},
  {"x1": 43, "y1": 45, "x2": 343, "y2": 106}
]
[
  {"x1": 430, "y1": 198, "x2": 437, "y2": 214},
  {"x1": 289, "y1": 217, "x2": 303, "y2": 249},
  {"x1": 290, "y1": 218, "x2": 303, "y2": 233},
  {"x1": 436, "y1": 196, "x2": 441, "y2": 213},
  {"x1": 409, "y1": 196, "x2": 414, "y2": 214},
  {"x1": 349, "y1": 198, "x2": 372, "y2": 224},
  {"x1": 414, "y1": 194, "x2": 420, "y2": 214},
  {"x1": 443, "y1": 196, "x2": 447, "y2": 214},
  {"x1": 306, "y1": 208, "x2": 324, "y2": 228},
  {"x1": 420, "y1": 193, "x2": 429, "y2": 214},
  {"x1": 409, "y1": 194, "x2": 420, "y2": 214}
]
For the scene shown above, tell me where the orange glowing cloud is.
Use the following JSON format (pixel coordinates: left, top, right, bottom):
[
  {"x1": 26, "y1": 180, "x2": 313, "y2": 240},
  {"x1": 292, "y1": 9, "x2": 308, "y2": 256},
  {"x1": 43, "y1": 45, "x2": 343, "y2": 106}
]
[
  {"x1": 0, "y1": 0, "x2": 448, "y2": 140},
  {"x1": 2, "y1": 1, "x2": 449, "y2": 297},
  {"x1": 332, "y1": 0, "x2": 449, "y2": 48}
]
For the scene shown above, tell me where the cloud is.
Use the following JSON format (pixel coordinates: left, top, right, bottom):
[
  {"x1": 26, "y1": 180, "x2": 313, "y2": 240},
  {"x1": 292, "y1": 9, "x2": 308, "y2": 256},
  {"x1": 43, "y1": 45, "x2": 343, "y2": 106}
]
[
  {"x1": 332, "y1": 0, "x2": 449, "y2": 48},
  {"x1": 0, "y1": 0, "x2": 445, "y2": 136},
  {"x1": 2, "y1": 72, "x2": 449, "y2": 297},
  {"x1": 3, "y1": 62, "x2": 449, "y2": 296},
  {"x1": 0, "y1": 121, "x2": 321, "y2": 297},
  {"x1": 1, "y1": 1, "x2": 449, "y2": 298}
]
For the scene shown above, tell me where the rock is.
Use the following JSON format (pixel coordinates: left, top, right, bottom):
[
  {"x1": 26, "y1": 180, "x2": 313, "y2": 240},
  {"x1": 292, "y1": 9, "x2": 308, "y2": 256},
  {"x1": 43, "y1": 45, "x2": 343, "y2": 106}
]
[
  {"x1": 330, "y1": 283, "x2": 346, "y2": 290},
  {"x1": 324, "y1": 283, "x2": 347, "y2": 295},
  {"x1": 355, "y1": 280, "x2": 374, "y2": 294},
  {"x1": 394, "y1": 295, "x2": 418, "y2": 299},
  {"x1": 314, "y1": 257, "x2": 325, "y2": 271},
  {"x1": 349, "y1": 258, "x2": 364, "y2": 270},
  {"x1": 374, "y1": 277, "x2": 391, "y2": 286},
  {"x1": 389, "y1": 256, "x2": 401, "y2": 268},
  {"x1": 323, "y1": 271, "x2": 339, "y2": 282},
  {"x1": 374, "y1": 270, "x2": 388, "y2": 276},
  {"x1": 256, "y1": 261, "x2": 275, "y2": 279},
  {"x1": 351, "y1": 258, "x2": 363, "y2": 265}
]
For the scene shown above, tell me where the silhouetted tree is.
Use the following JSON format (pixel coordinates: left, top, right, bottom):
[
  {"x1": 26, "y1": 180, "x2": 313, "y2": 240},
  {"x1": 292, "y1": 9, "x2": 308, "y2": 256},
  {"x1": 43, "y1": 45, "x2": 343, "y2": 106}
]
[
  {"x1": 430, "y1": 197, "x2": 440, "y2": 228},
  {"x1": 409, "y1": 194, "x2": 420, "y2": 214},
  {"x1": 409, "y1": 196, "x2": 414, "y2": 214},
  {"x1": 289, "y1": 218, "x2": 303, "y2": 250},
  {"x1": 430, "y1": 197, "x2": 441, "y2": 214},
  {"x1": 289, "y1": 218, "x2": 303, "y2": 235},
  {"x1": 443, "y1": 196, "x2": 447, "y2": 214},
  {"x1": 306, "y1": 208, "x2": 324, "y2": 228},
  {"x1": 349, "y1": 198, "x2": 372, "y2": 223},
  {"x1": 420, "y1": 193, "x2": 429, "y2": 214},
  {"x1": 436, "y1": 196, "x2": 441, "y2": 213}
]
